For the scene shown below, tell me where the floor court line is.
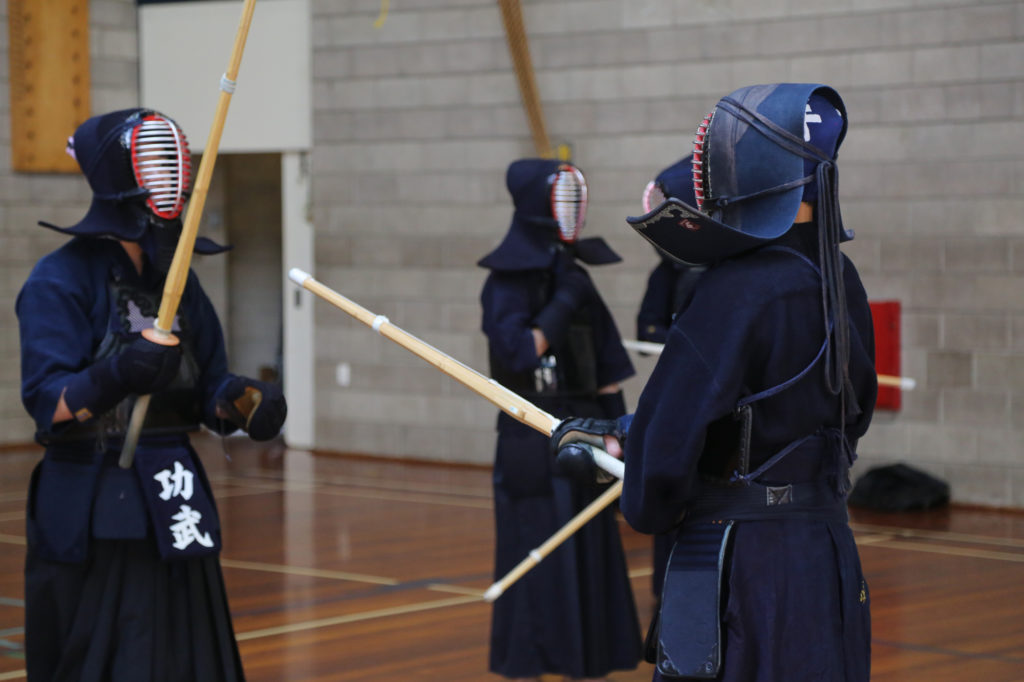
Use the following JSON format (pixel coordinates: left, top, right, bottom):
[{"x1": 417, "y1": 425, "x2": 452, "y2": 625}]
[
  {"x1": 226, "y1": 470, "x2": 494, "y2": 499},
  {"x1": 212, "y1": 475, "x2": 494, "y2": 510},
  {"x1": 422, "y1": 583, "x2": 487, "y2": 597},
  {"x1": 219, "y1": 558, "x2": 400, "y2": 586},
  {"x1": 268, "y1": 483, "x2": 494, "y2": 510},
  {"x1": 873, "y1": 638, "x2": 1024, "y2": 664},
  {"x1": 208, "y1": 469, "x2": 492, "y2": 501},
  {"x1": 865, "y1": 538, "x2": 1024, "y2": 563},
  {"x1": 220, "y1": 559, "x2": 498, "y2": 600},
  {"x1": 852, "y1": 533, "x2": 893, "y2": 546},
  {"x1": 851, "y1": 522, "x2": 1024, "y2": 549},
  {"x1": 233, "y1": 594, "x2": 482, "y2": 642}
]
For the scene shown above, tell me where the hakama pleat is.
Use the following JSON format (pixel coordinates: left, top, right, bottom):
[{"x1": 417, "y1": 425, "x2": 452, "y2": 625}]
[{"x1": 25, "y1": 538, "x2": 244, "y2": 682}]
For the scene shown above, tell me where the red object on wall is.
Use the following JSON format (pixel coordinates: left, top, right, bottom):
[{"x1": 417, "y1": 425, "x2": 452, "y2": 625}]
[{"x1": 870, "y1": 301, "x2": 901, "y2": 411}]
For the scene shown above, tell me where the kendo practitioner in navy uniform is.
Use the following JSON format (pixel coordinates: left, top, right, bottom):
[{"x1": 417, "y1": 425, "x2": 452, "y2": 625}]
[
  {"x1": 479, "y1": 158, "x2": 643, "y2": 681},
  {"x1": 552, "y1": 84, "x2": 877, "y2": 682},
  {"x1": 635, "y1": 156, "x2": 706, "y2": 601},
  {"x1": 636, "y1": 156, "x2": 706, "y2": 348},
  {"x1": 16, "y1": 108, "x2": 287, "y2": 682}
]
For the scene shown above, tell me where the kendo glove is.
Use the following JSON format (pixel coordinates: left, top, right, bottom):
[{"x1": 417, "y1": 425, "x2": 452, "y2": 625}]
[
  {"x1": 216, "y1": 376, "x2": 287, "y2": 441},
  {"x1": 549, "y1": 416, "x2": 626, "y2": 484},
  {"x1": 63, "y1": 336, "x2": 181, "y2": 422},
  {"x1": 534, "y1": 255, "x2": 593, "y2": 348}
]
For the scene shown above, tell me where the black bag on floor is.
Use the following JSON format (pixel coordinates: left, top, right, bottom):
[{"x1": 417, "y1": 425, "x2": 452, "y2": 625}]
[{"x1": 848, "y1": 463, "x2": 950, "y2": 511}]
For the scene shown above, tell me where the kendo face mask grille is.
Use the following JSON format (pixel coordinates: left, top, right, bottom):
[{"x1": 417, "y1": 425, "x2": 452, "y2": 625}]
[
  {"x1": 642, "y1": 179, "x2": 667, "y2": 214},
  {"x1": 129, "y1": 115, "x2": 193, "y2": 221},
  {"x1": 692, "y1": 110, "x2": 714, "y2": 212},
  {"x1": 550, "y1": 164, "x2": 588, "y2": 244}
]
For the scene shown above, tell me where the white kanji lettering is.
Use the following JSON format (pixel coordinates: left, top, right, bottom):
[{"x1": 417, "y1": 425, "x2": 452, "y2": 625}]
[
  {"x1": 153, "y1": 460, "x2": 195, "y2": 501},
  {"x1": 804, "y1": 103, "x2": 822, "y2": 141},
  {"x1": 169, "y1": 504, "x2": 214, "y2": 551}
]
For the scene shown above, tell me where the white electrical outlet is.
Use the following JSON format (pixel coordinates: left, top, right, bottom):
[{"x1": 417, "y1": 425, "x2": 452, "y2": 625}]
[{"x1": 335, "y1": 362, "x2": 351, "y2": 387}]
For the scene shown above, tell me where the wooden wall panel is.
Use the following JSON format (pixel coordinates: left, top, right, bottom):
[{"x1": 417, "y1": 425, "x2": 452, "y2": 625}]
[{"x1": 8, "y1": 0, "x2": 91, "y2": 173}]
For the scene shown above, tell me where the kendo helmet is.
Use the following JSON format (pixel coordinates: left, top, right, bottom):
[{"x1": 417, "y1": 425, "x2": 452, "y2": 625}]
[
  {"x1": 39, "y1": 108, "x2": 227, "y2": 269},
  {"x1": 642, "y1": 155, "x2": 697, "y2": 214},
  {"x1": 627, "y1": 83, "x2": 849, "y2": 266},
  {"x1": 507, "y1": 158, "x2": 588, "y2": 244},
  {"x1": 479, "y1": 158, "x2": 619, "y2": 271}
]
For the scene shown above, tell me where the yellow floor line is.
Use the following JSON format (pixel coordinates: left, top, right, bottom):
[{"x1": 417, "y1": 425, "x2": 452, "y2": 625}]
[
  {"x1": 210, "y1": 471, "x2": 492, "y2": 500},
  {"x1": 222, "y1": 560, "x2": 492, "y2": 597},
  {"x1": 855, "y1": 533, "x2": 895, "y2": 545},
  {"x1": 0, "y1": 512, "x2": 26, "y2": 523},
  {"x1": 312, "y1": 486, "x2": 493, "y2": 510},
  {"x1": 214, "y1": 476, "x2": 493, "y2": 510},
  {"x1": 318, "y1": 474, "x2": 490, "y2": 499},
  {"x1": 210, "y1": 486, "x2": 287, "y2": 500},
  {"x1": 628, "y1": 566, "x2": 654, "y2": 579},
  {"x1": 223, "y1": 479, "x2": 318, "y2": 494},
  {"x1": 868, "y1": 539, "x2": 1024, "y2": 563},
  {"x1": 851, "y1": 523, "x2": 1024, "y2": 549},
  {"x1": 234, "y1": 594, "x2": 482, "y2": 641},
  {"x1": 0, "y1": 534, "x2": 25, "y2": 546},
  {"x1": 0, "y1": 669, "x2": 25, "y2": 680},
  {"x1": 219, "y1": 559, "x2": 398, "y2": 585},
  {"x1": 424, "y1": 583, "x2": 487, "y2": 597}
]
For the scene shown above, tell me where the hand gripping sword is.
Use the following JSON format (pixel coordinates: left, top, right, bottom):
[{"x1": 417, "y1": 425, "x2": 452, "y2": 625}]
[
  {"x1": 287, "y1": 269, "x2": 626, "y2": 602},
  {"x1": 119, "y1": 0, "x2": 258, "y2": 469}
]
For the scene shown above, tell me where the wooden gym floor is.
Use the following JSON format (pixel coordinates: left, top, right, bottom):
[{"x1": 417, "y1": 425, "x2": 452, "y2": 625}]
[{"x1": 1, "y1": 433, "x2": 1022, "y2": 681}]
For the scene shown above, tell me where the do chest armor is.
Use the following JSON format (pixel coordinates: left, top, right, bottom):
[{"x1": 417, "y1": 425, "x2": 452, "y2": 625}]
[
  {"x1": 48, "y1": 270, "x2": 203, "y2": 445},
  {"x1": 100, "y1": 274, "x2": 203, "y2": 436},
  {"x1": 489, "y1": 270, "x2": 599, "y2": 400}
]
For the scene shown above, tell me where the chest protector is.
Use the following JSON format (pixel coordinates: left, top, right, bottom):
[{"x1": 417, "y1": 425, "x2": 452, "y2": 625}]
[
  {"x1": 489, "y1": 271, "x2": 599, "y2": 400},
  {"x1": 49, "y1": 266, "x2": 203, "y2": 445},
  {"x1": 692, "y1": 246, "x2": 859, "y2": 516}
]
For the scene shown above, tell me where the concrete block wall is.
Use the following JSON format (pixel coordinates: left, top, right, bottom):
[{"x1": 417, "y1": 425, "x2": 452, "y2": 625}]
[{"x1": 310, "y1": 0, "x2": 1024, "y2": 506}]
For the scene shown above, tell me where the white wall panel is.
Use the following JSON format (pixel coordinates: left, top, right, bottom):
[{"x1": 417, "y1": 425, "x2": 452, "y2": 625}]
[{"x1": 140, "y1": 0, "x2": 311, "y2": 152}]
